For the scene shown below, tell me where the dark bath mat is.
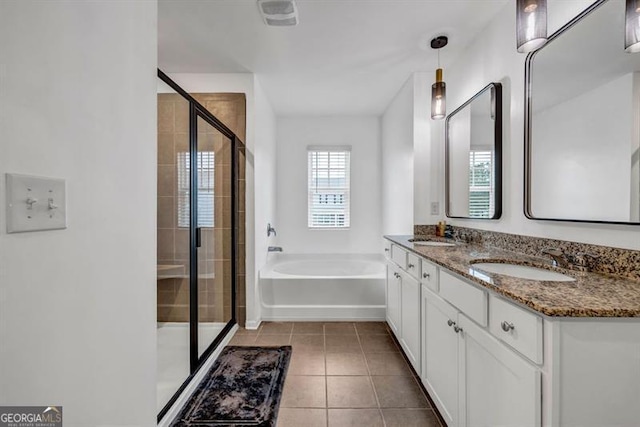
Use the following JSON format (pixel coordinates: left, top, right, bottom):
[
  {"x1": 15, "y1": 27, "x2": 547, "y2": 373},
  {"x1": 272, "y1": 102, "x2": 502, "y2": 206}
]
[{"x1": 171, "y1": 346, "x2": 292, "y2": 427}]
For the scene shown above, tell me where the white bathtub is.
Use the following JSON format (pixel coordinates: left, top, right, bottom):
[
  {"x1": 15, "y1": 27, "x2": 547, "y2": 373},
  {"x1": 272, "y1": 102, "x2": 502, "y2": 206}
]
[{"x1": 260, "y1": 254, "x2": 386, "y2": 321}]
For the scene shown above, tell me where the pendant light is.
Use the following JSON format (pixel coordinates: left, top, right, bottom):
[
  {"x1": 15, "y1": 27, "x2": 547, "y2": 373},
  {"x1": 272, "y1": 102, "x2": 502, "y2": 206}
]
[
  {"x1": 516, "y1": 0, "x2": 548, "y2": 53},
  {"x1": 431, "y1": 36, "x2": 448, "y2": 120},
  {"x1": 626, "y1": 0, "x2": 640, "y2": 53}
]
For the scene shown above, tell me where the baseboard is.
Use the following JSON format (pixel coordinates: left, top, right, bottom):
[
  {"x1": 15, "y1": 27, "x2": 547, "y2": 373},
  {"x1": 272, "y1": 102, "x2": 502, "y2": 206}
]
[
  {"x1": 261, "y1": 316, "x2": 387, "y2": 322},
  {"x1": 244, "y1": 319, "x2": 262, "y2": 330},
  {"x1": 260, "y1": 305, "x2": 385, "y2": 321},
  {"x1": 158, "y1": 323, "x2": 239, "y2": 427}
]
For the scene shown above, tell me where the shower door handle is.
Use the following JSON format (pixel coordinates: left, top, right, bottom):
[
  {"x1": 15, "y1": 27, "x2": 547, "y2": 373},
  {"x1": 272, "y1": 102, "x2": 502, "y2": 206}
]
[{"x1": 196, "y1": 227, "x2": 202, "y2": 248}]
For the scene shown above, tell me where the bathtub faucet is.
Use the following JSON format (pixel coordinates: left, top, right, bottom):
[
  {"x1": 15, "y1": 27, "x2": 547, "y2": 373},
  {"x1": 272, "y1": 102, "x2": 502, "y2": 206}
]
[{"x1": 268, "y1": 246, "x2": 283, "y2": 252}]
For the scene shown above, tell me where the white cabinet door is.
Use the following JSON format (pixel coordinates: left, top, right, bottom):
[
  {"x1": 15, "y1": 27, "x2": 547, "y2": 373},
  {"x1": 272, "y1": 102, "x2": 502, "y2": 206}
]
[
  {"x1": 422, "y1": 287, "x2": 459, "y2": 427},
  {"x1": 400, "y1": 271, "x2": 421, "y2": 375},
  {"x1": 386, "y1": 263, "x2": 402, "y2": 336},
  {"x1": 458, "y1": 314, "x2": 541, "y2": 427}
]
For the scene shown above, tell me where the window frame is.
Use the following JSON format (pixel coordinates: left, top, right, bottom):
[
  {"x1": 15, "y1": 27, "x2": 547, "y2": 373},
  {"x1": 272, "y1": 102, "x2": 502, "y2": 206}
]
[
  {"x1": 177, "y1": 151, "x2": 215, "y2": 229},
  {"x1": 468, "y1": 149, "x2": 495, "y2": 219},
  {"x1": 307, "y1": 146, "x2": 352, "y2": 230}
]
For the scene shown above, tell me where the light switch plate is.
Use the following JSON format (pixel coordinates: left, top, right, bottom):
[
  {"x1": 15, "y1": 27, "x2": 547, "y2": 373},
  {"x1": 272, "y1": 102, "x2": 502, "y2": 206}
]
[{"x1": 6, "y1": 173, "x2": 67, "y2": 233}]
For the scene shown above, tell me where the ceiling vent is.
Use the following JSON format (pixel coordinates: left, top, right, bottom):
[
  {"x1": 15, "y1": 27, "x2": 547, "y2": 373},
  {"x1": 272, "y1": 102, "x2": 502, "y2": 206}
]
[{"x1": 257, "y1": 0, "x2": 299, "y2": 26}]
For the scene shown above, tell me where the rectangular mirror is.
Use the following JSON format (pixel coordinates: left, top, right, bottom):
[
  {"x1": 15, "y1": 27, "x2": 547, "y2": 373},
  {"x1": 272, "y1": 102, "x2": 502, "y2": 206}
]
[
  {"x1": 525, "y1": 0, "x2": 640, "y2": 224},
  {"x1": 446, "y1": 83, "x2": 502, "y2": 219}
]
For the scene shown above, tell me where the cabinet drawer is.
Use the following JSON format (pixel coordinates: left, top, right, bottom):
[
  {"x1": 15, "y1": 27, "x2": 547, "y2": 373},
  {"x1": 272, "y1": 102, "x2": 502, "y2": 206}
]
[
  {"x1": 384, "y1": 241, "x2": 392, "y2": 259},
  {"x1": 489, "y1": 295, "x2": 543, "y2": 364},
  {"x1": 406, "y1": 252, "x2": 422, "y2": 280},
  {"x1": 439, "y1": 271, "x2": 487, "y2": 327},
  {"x1": 391, "y1": 245, "x2": 407, "y2": 270},
  {"x1": 421, "y1": 259, "x2": 439, "y2": 292}
]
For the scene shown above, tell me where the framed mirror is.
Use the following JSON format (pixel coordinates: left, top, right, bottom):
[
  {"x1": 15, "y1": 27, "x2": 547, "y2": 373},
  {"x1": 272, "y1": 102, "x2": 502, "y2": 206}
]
[
  {"x1": 446, "y1": 82, "x2": 503, "y2": 219},
  {"x1": 525, "y1": 0, "x2": 640, "y2": 224}
]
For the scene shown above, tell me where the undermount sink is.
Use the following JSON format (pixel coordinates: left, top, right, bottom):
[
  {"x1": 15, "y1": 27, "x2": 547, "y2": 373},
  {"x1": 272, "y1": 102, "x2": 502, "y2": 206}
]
[
  {"x1": 471, "y1": 262, "x2": 576, "y2": 282},
  {"x1": 408, "y1": 238, "x2": 456, "y2": 247},
  {"x1": 413, "y1": 241, "x2": 456, "y2": 247}
]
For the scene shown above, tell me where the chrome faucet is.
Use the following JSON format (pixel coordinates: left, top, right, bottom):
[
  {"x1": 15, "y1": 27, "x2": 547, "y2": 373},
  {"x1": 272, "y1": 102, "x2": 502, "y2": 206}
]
[
  {"x1": 541, "y1": 248, "x2": 600, "y2": 272},
  {"x1": 541, "y1": 248, "x2": 569, "y2": 268},
  {"x1": 268, "y1": 246, "x2": 283, "y2": 252}
]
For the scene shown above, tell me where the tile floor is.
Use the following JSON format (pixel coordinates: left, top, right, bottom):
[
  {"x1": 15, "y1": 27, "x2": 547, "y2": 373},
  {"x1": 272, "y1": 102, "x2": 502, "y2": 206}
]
[{"x1": 228, "y1": 321, "x2": 443, "y2": 427}]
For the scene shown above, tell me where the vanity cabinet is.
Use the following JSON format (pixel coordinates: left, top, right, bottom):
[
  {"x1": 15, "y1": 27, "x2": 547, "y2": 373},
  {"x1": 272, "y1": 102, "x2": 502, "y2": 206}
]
[
  {"x1": 422, "y1": 285, "x2": 541, "y2": 427},
  {"x1": 386, "y1": 237, "x2": 640, "y2": 427},
  {"x1": 400, "y1": 270, "x2": 421, "y2": 371},
  {"x1": 458, "y1": 314, "x2": 540, "y2": 427},
  {"x1": 422, "y1": 286, "x2": 460, "y2": 427},
  {"x1": 421, "y1": 259, "x2": 438, "y2": 292},
  {"x1": 386, "y1": 263, "x2": 401, "y2": 336},
  {"x1": 386, "y1": 244, "x2": 421, "y2": 374},
  {"x1": 488, "y1": 294, "x2": 543, "y2": 364},
  {"x1": 383, "y1": 240, "x2": 392, "y2": 259}
]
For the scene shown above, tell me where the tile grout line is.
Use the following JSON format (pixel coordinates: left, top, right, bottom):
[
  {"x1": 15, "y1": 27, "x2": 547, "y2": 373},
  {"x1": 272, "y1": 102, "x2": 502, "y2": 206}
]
[
  {"x1": 355, "y1": 325, "x2": 388, "y2": 427},
  {"x1": 323, "y1": 324, "x2": 329, "y2": 427},
  {"x1": 387, "y1": 324, "x2": 444, "y2": 427}
]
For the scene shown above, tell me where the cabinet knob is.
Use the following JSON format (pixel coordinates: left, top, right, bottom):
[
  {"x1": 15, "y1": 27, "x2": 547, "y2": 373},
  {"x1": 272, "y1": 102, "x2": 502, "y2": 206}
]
[
  {"x1": 384, "y1": 248, "x2": 389, "y2": 252},
  {"x1": 423, "y1": 272, "x2": 430, "y2": 279},
  {"x1": 447, "y1": 319, "x2": 455, "y2": 327},
  {"x1": 453, "y1": 325, "x2": 463, "y2": 334},
  {"x1": 408, "y1": 263, "x2": 415, "y2": 269},
  {"x1": 501, "y1": 321, "x2": 515, "y2": 332},
  {"x1": 394, "y1": 272, "x2": 400, "y2": 279}
]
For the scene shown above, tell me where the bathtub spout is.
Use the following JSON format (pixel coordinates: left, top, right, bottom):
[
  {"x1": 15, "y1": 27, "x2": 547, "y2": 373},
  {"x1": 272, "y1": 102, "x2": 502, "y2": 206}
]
[{"x1": 268, "y1": 246, "x2": 283, "y2": 252}]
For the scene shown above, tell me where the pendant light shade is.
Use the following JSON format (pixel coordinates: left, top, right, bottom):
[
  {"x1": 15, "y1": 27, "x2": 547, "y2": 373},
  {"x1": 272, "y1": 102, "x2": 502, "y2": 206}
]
[
  {"x1": 431, "y1": 68, "x2": 446, "y2": 120},
  {"x1": 430, "y1": 36, "x2": 448, "y2": 120},
  {"x1": 626, "y1": 0, "x2": 640, "y2": 53},
  {"x1": 516, "y1": 0, "x2": 548, "y2": 53}
]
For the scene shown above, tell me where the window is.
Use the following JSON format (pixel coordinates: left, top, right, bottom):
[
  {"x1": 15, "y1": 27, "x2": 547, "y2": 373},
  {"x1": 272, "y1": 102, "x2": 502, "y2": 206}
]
[
  {"x1": 308, "y1": 147, "x2": 351, "y2": 228},
  {"x1": 177, "y1": 151, "x2": 215, "y2": 228},
  {"x1": 468, "y1": 150, "x2": 494, "y2": 219}
]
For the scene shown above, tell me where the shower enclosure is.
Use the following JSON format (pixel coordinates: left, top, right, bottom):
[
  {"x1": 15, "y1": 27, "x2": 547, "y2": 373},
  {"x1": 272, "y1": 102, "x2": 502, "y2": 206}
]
[{"x1": 156, "y1": 70, "x2": 245, "y2": 421}]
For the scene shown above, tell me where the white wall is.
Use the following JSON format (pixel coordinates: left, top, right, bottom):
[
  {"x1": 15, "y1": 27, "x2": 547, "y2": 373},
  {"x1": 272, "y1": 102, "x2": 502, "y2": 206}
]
[
  {"x1": 0, "y1": 1, "x2": 157, "y2": 426},
  {"x1": 252, "y1": 76, "x2": 277, "y2": 326},
  {"x1": 532, "y1": 74, "x2": 633, "y2": 221},
  {"x1": 448, "y1": 108, "x2": 472, "y2": 215},
  {"x1": 381, "y1": 72, "x2": 438, "y2": 233},
  {"x1": 413, "y1": 72, "x2": 439, "y2": 225},
  {"x1": 426, "y1": 0, "x2": 640, "y2": 250},
  {"x1": 382, "y1": 78, "x2": 414, "y2": 234},
  {"x1": 276, "y1": 117, "x2": 382, "y2": 253}
]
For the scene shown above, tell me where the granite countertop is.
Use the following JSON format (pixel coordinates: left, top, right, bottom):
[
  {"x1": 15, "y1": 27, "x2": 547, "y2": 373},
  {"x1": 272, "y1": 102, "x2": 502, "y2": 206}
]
[{"x1": 385, "y1": 235, "x2": 640, "y2": 318}]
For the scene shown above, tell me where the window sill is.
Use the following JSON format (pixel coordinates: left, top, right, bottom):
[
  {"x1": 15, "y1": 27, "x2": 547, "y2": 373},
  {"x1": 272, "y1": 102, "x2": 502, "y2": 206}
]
[{"x1": 308, "y1": 227, "x2": 351, "y2": 231}]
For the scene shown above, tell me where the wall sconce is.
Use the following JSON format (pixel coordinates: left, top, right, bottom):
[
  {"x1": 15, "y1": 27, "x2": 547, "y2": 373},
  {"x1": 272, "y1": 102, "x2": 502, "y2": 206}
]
[
  {"x1": 516, "y1": 0, "x2": 548, "y2": 53},
  {"x1": 626, "y1": 0, "x2": 640, "y2": 53},
  {"x1": 431, "y1": 36, "x2": 448, "y2": 120}
]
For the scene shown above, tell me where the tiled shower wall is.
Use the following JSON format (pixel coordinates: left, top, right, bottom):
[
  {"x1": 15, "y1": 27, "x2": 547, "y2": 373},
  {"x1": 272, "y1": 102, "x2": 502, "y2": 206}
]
[{"x1": 157, "y1": 93, "x2": 246, "y2": 326}]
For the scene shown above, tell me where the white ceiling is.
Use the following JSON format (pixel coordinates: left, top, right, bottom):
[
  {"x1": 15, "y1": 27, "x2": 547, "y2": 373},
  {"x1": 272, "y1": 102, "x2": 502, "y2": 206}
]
[{"x1": 158, "y1": 0, "x2": 509, "y2": 116}]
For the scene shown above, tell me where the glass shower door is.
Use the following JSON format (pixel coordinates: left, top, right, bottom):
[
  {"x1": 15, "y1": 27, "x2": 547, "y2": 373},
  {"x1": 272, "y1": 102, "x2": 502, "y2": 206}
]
[
  {"x1": 156, "y1": 69, "x2": 241, "y2": 422},
  {"x1": 157, "y1": 80, "x2": 191, "y2": 411},
  {"x1": 195, "y1": 114, "x2": 234, "y2": 358}
]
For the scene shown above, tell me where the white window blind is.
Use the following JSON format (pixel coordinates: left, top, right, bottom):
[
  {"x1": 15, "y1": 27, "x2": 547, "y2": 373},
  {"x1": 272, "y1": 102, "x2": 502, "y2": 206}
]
[
  {"x1": 177, "y1": 152, "x2": 215, "y2": 228},
  {"x1": 308, "y1": 147, "x2": 351, "y2": 228},
  {"x1": 468, "y1": 150, "x2": 494, "y2": 219}
]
